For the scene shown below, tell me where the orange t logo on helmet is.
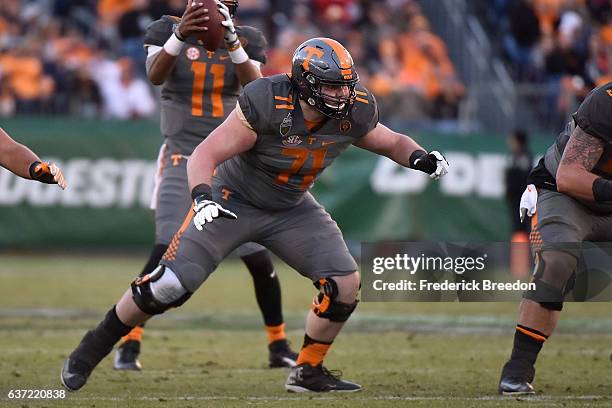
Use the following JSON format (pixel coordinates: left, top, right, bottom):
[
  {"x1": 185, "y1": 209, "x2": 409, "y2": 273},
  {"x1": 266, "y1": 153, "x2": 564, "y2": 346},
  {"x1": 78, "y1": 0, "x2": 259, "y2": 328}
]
[
  {"x1": 302, "y1": 46, "x2": 325, "y2": 71},
  {"x1": 321, "y1": 38, "x2": 353, "y2": 79}
]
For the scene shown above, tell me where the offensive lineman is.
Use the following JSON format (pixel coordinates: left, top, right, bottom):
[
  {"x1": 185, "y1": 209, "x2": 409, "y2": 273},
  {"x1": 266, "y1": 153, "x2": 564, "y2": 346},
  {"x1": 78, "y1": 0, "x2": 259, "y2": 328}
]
[
  {"x1": 499, "y1": 82, "x2": 612, "y2": 394},
  {"x1": 61, "y1": 37, "x2": 449, "y2": 392},
  {"x1": 113, "y1": 0, "x2": 298, "y2": 370},
  {"x1": 0, "y1": 127, "x2": 66, "y2": 189}
]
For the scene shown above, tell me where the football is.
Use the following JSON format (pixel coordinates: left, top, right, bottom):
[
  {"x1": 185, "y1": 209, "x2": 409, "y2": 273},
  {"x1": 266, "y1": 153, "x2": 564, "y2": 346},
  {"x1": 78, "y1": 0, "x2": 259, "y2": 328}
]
[{"x1": 196, "y1": 0, "x2": 224, "y2": 51}]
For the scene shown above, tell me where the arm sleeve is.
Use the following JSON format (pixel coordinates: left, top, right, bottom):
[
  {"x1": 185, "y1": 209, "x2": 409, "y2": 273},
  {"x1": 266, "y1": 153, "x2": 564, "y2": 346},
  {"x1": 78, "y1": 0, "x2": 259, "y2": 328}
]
[
  {"x1": 352, "y1": 88, "x2": 380, "y2": 138},
  {"x1": 365, "y1": 93, "x2": 380, "y2": 134},
  {"x1": 237, "y1": 78, "x2": 273, "y2": 135},
  {"x1": 235, "y1": 101, "x2": 254, "y2": 130},
  {"x1": 572, "y1": 82, "x2": 612, "y2": 142}
]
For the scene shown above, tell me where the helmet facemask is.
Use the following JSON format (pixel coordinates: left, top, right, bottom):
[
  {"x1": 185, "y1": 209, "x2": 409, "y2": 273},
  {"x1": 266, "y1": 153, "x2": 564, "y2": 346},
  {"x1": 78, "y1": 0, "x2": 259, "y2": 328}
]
[{"x1": 302, "y1": 72, "x2": 358, "y2": 120}]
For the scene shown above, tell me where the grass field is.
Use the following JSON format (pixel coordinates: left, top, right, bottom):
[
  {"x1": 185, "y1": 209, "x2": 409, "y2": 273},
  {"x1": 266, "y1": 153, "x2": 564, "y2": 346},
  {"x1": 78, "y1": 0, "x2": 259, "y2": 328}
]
[{"x1": 0, "y1": 254, "x2": 610, "y2": 407}]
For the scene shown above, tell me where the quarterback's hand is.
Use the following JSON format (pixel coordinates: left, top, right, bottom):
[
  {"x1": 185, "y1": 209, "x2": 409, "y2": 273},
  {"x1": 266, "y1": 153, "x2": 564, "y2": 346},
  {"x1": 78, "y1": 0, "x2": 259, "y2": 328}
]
[
  {"x1": 412, "y1": 150, "x2": 449, "y2": 180},
  {"x1": 215, "y1": 0, "x2": 238, "y2": 46},
  {"x1": 177, "y1": 0, "x2": 211, "y2": 39},
  {"x1": 193, "y1": 196, "x2": 237, "y2": 231},
  {"x1": 29, "y1": 161, "x2": 67, "y2": 189},
  {"x1": 519, "y1": 184, "x2": 537, "y2": 223}
]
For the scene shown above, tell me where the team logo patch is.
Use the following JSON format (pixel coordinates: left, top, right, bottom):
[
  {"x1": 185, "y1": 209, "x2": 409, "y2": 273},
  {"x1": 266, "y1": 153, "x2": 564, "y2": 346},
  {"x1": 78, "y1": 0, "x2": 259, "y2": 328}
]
[
  {"x1": 186, "y1": 47, "x2": 200, "y2": 60},
  {"x1": 282, "y1": 135, "x2": 303, "y2": 147},
  {"x1": 280, "y1": 113, "x2": 293, "y2": 136},
  {"x1": 340, "y1": 120, "x2": 352, "y2": 133}
]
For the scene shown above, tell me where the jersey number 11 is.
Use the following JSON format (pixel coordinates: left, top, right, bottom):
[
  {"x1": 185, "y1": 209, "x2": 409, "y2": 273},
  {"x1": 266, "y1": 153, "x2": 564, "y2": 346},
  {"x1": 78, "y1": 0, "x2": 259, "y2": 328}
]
[{"x1": 191, "y1": 62, "x2": 225, "y2": 118}]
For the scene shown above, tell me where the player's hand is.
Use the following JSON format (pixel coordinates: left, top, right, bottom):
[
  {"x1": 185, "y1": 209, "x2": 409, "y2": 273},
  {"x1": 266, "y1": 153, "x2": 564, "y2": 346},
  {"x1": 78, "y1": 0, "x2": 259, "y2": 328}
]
[
  {"x1": 177, "y1": 0, "x2": 211, "y2": 39},
  {"x1": 519, "y1": 184, "x2": 537, "y2": 223},
  {"x1": 192, "y1": 196, "x2": 237, "y2": 231},
  {"x1": 215, "y1": 0, "x2": 238, "y2": 46},
  {"x1": 29, "y1": 161, "x2": 67, "y2": 189},
  {"x1": 413, "y1": 151, "x2": 449, "y2": 180}
]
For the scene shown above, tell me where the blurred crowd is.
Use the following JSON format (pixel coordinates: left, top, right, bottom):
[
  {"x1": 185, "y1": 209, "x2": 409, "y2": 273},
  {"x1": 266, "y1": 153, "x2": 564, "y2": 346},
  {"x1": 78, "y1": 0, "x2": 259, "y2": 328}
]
[
  {"x1": 0, "y1": 0, "x2": 464, "y2": 123},
  {"x1": 479, "y1": 0, "x2": 611, "y2": 126}
]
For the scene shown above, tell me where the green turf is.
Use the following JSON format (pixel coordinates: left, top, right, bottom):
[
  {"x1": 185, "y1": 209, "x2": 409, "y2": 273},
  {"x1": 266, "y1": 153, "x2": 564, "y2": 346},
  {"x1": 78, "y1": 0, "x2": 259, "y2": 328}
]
[{"x1": 0, "y1": 255, "x2": 610, "y2": 407}]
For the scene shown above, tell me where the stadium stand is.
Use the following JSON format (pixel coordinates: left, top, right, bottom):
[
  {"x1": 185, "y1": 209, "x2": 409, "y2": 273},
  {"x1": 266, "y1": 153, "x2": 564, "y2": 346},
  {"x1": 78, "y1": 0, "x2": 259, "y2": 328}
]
[{"x1": 0, "y1": 0, "x2": 465, "y2": 129}]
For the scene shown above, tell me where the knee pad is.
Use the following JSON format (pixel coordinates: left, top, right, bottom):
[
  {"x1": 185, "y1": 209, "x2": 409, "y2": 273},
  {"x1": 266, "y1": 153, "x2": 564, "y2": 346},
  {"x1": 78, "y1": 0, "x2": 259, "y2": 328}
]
[
  {"x1": 311, "y1": 278, "x2": 358, "y2": 322},
  {"x1": 523, "y1": 251, "x2": 577, "y2": 311},
  {"x1": 131, "y1": 266, "x2": 192, "y2": 315}
]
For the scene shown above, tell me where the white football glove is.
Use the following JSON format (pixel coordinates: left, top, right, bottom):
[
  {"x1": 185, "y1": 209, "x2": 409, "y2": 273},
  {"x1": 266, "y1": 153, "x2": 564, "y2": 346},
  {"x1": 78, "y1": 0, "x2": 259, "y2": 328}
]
[
  {"x1": 215, "y1": 0, "x2": 238, "y2": 45},
  {"x1": 412, "y1": 150, "x2": 449, "y2": 180},
  {"x1": 428, "y1": 151, "x2": 449, "y2": 180},
  {"x1": 193, "y1": 198, "x2": 237, "y2": 231},
  {"x1": 519, "y1": 184, "x2": 538, "y2": 223}
]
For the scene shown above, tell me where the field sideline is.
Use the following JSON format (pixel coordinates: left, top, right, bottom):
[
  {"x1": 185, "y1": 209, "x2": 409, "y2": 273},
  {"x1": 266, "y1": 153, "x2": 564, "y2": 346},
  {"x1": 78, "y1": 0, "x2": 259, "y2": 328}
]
[{"x1": 0, "y1": 255, "x2": 610, "y2": 407}]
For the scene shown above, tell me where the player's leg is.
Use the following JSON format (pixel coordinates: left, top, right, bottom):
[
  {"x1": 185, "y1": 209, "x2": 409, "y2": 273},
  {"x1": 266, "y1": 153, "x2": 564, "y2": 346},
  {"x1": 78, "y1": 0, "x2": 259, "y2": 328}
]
[
  {"x1": 62, "y1": 200, "x2": 249, "y2": 391},
  {"x1": 499, "y1": 190, "x2": 591, "y2": 395},
  {"x1": 259, "y1": 194, "x2": 361, "y2": 392},
  {"x1": 114, "y1": 244, "x2": 168, "y2": 370},
  {"x1": 238, "y1": 243, "x2": 298, "y2": 367},
  {"x1": 115, "y1": 147, "x2": 192, "y2": 370},
  {"x1": 61, "y1": 270, "x2": 186, "y2": 392}
]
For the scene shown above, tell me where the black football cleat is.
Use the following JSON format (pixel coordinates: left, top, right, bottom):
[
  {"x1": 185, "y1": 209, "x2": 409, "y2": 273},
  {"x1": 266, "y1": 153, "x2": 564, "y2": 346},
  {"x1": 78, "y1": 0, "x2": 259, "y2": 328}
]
[
  {"x1": 499, "y1": 376, "x2": 536, "y2": 395},
  {"x1": 60, "y1": 357, "x2": 92, "y2": 392},
  {"x1": 285, "y1": 363, "x2": 362, "y2": 392},
  {"x1": 113, "y1": 340, "x2": 142, "y2": 371},
  {"x1": 499, "y1": 359, "x2": 536, "y2": 395},
  {"x1": 268, "y1": 339, "x2": 298, "y2": 368}
]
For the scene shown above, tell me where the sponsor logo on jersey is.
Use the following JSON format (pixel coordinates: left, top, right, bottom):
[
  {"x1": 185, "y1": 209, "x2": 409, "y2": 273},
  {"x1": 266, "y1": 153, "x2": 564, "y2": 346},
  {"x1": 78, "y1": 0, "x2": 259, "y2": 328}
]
[
  {"x1": 279, "y1": 112, "x2": 293, "y2": 136},
  {"x1": 186, "y1": 47, "x2": 200, "y2": 60},
  {"x1": 340, "y1": 120, "x2": 352, "y2": 133},
  {"x1": 282, "y1": 135, "x2": 303, "y2": 147}
]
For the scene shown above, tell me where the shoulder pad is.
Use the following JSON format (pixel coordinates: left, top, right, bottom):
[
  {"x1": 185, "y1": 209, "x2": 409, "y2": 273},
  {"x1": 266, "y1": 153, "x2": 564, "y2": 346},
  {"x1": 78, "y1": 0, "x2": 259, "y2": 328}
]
[
  {"x1": 572, "y1": 82, "x2": 612, "y2": 142},
  {"x1": 236, "y1": 25, "x2": 267, "y2": 64},
  {"x1": 143, "y1": 16, "x2": 180, "y2": 47},
  {"x1": 238, "y1": 75, "x2": 291, "y2": 132}
]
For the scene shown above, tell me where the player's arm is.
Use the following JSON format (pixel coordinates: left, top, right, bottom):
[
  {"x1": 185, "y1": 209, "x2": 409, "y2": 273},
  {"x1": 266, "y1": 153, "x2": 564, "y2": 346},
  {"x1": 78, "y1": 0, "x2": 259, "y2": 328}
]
[
  {"x1": 233, "y1": 59, "x2": 262, "y2": 86},
  {"x1": 354, "y1": 123, "x2": 449, "y2": 179},
  {"x1": 188, "y1": 108, "x2": 256, "y2": 189},
  {"x1": 216, "y1": 1, "x2": 262, "y2": 86},
  {"x1": 187, "y1": 106, "x2": 256, "y2": 228},
  {"x1": 556, "y1": 125, "x2": 606, "y2": 201},
  {"x1": 0, "y1": 127, "x2": 67, "y2": 188},
  {"x1": 146, "y1": 2, "x2": 210, "y2": 85}
]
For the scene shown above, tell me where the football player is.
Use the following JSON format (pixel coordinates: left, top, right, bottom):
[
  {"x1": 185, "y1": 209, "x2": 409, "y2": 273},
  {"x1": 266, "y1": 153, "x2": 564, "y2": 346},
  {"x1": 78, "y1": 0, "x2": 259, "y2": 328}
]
[
  {"x1": 0, "y1": 127, "x2": 66, "y2": 189},
  {"x1": 113, "y1": 0, "x2": 297, "y2": 371},
  {"x1": 499, "y1": 82, "x2": 612, "y2": 394},
  {"x1": 61, "y1": 37, "x2": 449, "y2": 392}
]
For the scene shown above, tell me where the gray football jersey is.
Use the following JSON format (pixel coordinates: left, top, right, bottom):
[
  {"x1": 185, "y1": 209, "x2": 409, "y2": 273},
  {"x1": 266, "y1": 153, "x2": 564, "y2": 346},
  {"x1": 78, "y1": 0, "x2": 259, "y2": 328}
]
[
  {"x1": 536, "y1": 83, "x2": 612, "y2": 213},
  {"x1": 144, "y1": 16, "x2": 267, "y2": 154},
  {"x1": 214, "y1": 74, "x2": 379, "y2": 210}
]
